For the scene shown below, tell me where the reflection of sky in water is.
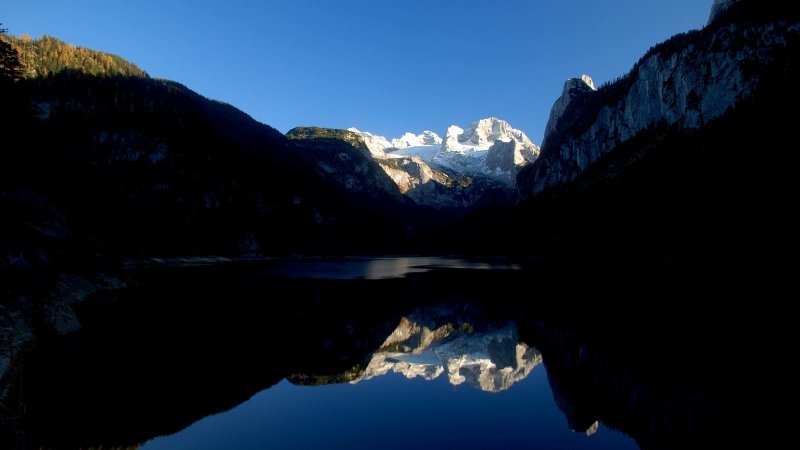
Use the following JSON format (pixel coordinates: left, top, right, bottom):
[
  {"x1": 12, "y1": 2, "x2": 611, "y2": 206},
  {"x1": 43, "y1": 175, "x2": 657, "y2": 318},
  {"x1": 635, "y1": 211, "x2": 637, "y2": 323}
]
[
  {"x1": 269, "y1": 257, "x2": 521, "y2": 280},
  {"x1": 142, "y1": 367, "x2": 637, "y2": 450}
]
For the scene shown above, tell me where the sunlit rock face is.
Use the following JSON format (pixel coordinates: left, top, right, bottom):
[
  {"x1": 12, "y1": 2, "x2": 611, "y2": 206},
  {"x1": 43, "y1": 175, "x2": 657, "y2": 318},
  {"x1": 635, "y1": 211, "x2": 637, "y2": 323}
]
[
  {"x1": 542, "y1": 75, "x2": 596, "y2": 146},
  {"x1": 375, "y1": 157, "x2": 472, "y2": 209},
  {"x1": 518, "y1": 1, "x2": 796, "y2": 197},
  {"x1": 352, "y1": 118, "x2": 539, "y2": 189},
  {"x1": 353, "y1": 306, "x2": 541, "y2": 392},
  {"x1": 433, "y1": 118, "x2": 539, "y2": 186}
]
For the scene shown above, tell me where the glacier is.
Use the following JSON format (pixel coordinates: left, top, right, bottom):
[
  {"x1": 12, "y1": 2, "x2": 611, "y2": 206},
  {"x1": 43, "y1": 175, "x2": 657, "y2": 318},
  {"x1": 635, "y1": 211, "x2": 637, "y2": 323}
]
[{"x1": 351, "y1": 117, "x2": 539, "y2": 187}]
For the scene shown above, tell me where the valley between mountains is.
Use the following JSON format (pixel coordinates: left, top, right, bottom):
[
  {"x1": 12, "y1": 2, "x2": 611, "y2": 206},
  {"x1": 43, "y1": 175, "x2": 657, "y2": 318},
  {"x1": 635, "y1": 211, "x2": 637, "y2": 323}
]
[{"x1": 1, "y1": 2, "x2": 798, "y2": 436}]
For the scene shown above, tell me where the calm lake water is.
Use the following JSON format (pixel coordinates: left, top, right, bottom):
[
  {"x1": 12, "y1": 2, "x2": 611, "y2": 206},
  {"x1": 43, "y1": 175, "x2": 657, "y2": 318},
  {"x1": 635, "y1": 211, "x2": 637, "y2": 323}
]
[
  {"x1": 4, "y1": 256, "x2": 763, "y2": 449},
  {"x1": 142, "y1": 368, "x2": 635, "y2": 450}
]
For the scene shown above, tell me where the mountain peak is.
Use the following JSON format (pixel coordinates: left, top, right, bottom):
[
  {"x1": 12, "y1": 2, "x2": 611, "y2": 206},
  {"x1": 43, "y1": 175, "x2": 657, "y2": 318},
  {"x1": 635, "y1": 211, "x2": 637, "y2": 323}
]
[
  {"x1": 444, "y1": 117, "x2": 535, "y2": 152},
  {"x1": 347, "y1": 128, "x2": 443, "y2": 158},
  {"x1": 708, "y1": 0, "x2": 743, "y2": 24},
  {"x1": 580, "y1": 74, "x2": 596, "y2": 90},
  {"x1": 520, "y1": 4, "x2": 795, "y2": 197},
  {"x1": 391, "y1": 130, "x2": 443, "y2": 149},
  {"x1": 347, "y1": 127, "x2": 391, "y2": 158},
  {"x1": 350, "y1": 118, "x2": 539, "y2": 191},
  {"x1": 541, "y1": 75, "x2": 598, "y2": 150},
  {"x1": 567, "y1": 75, "x2": 597, "y2": 95}
]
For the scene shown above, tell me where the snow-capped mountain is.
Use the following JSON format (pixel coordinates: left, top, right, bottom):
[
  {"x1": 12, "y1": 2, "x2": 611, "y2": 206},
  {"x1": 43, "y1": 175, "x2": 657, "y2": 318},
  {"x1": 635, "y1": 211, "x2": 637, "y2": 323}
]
[
  {"x1": 347, "y1": 128, "x2": 444, "y2": 158},
  {"x1": 430, "y1": 118, "x2": 539, "y2": 184},
  {"x1": 346, "y1": 127, "x2": 393, "y2": 158},
  {"x1": 351, "y1": 117, "x2": 539, "y2": 187},
  {"x1": 441, "y1": 118, "x2": 536, "y2": 154},
  {"x1": 392, "y1": 130, "x2": 443, "y2": 149}
]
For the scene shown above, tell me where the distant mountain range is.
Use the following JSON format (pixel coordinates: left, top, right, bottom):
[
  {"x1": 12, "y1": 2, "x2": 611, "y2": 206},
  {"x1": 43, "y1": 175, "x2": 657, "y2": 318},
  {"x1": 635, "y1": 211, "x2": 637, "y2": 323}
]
[
  {"x1": 347, "y1": 117, "x2": 539, "y2": 208},
  {"x1": 352, "y1": 117, "x2": 539, "y2": 185}
]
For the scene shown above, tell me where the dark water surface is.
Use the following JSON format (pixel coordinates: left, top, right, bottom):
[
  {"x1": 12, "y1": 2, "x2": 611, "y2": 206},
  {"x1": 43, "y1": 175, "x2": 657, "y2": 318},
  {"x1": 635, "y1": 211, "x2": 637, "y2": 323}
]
[
  {"x1": 142, "y1": 370, "x2": 634, "y2": 450},
  {"x1": 4, "y1": 257, "x2": 777, "y2": 449}
]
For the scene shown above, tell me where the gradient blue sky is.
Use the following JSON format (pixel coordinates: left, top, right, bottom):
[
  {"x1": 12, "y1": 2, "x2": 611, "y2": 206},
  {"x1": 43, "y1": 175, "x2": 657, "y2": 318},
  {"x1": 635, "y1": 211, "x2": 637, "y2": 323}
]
[{"x1": 5, "y1": 0, "x2": 711, "y2": 142}]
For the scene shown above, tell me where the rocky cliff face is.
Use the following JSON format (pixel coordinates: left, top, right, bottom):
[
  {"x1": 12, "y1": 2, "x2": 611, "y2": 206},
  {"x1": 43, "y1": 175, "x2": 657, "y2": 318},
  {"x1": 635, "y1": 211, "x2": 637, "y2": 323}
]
[
  {"x1": 435, "y1": 118, "x2": 539, "y2": 183},
  {"x1": 708, "y1": 0, "x2": 744, "y2": 24},
  {"x1": 289, "y1": 128, "x2": 496, "y2": 210},
  {"x1": 286, "y1": 127, "x2": 405, "y2": 202},
  {"x1": 350, "y1": 118, "x2": 536, "y2": 209},
  {"x1": 541, "y1": 75, "x2": 597, "y2": 146},
  {"x1": 518, "y1": 2, "x2": 799, "y2": 197},
  {"x1": 346, "y1": 128, "x2": 393, "y2": 158},
  {"x1": 375, "y1": 157, "x2": 477, "y2": 209},
  {"x1": 442, "y1": 118, "x2": 535, "y2": 153}
]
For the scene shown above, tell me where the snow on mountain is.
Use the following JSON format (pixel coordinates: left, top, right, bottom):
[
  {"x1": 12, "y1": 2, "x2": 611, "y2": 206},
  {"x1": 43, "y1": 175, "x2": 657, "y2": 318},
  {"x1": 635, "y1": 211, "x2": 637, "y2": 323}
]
[
  {"x1": 442, "y1": 125, "x2": 466, "y2": 153},
  {"x1": 391, "y1": 130, "x2": 443, "y2": 149},
  {"x1": 442, "y1": 117, "x2": 536, "y2": 153},
  {"x1": 347, "y1": 127, "x2": 392, "y2": 158},
  {"x1": 351, "y1": 118, "x2": 539, "y2": 187}
]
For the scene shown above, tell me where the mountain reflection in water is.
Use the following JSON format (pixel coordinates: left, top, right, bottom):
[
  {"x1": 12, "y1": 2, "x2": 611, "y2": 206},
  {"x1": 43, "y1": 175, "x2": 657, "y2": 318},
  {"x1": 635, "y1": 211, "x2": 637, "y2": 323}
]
[
  {"x1": 352, "y1": 305, "x2": 540, "y2": 393},
  {"x1": 143, "y1": 301, "x2": 630, "y2": 450},
  {"x1": 1, "y1": 257, "x2": 773, "y2": 449}
]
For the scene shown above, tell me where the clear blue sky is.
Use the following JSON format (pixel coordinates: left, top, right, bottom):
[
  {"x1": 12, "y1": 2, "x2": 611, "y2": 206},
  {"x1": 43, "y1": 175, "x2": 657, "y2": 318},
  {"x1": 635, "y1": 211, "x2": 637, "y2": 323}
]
[{"x1": 5, "y1": 0, "x2": 711, "y2": 142}]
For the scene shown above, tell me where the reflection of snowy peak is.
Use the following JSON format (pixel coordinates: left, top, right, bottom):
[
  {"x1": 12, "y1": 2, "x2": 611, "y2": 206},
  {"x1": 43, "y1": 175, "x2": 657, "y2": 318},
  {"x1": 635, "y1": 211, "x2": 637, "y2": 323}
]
[{"x1": 353, "y1": 312, "x2": 541, "y2": 393}]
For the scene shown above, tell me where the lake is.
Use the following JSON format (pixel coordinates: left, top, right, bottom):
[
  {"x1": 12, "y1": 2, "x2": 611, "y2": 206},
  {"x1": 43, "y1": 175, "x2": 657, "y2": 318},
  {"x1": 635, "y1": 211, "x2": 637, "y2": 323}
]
[{"x1": 2, "y1": 257, "x2": 770, "y2": 449}]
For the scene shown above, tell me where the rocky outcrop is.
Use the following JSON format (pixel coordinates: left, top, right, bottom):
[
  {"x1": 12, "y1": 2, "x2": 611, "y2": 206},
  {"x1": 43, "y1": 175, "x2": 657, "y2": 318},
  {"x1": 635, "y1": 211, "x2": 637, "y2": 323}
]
[
  {"x1": 346, "y1": 128, "x2": 392, "y2": 158},
  {"x1": 518, "y1": 9, "x2": 799, "y2": 197},
  {"x1": 377, "y1": 156, "x2": 508, "y2": 210},
  {"x1": 376, "y1": 157, "x2": 469, "y2": 209},
  {"x1": 541, "y1": 75, "x2": 596, "y2": 148},
  {"x1": 0, "y1": 272, "x2": 125, "y2": 400},
  {"x1": 708, "y1": 0, "x2": 743, "y2": 24},
  {"x1": 486, "y1": 139, "x2": 538, "y2": 185},
  {"x1": 486, "y1": 140, "x2": 518, "y2": 175},
  {"x1": 434, "y1": 118, "x2": 538, "y2": 185},
  {"x1": 286, "y1": 127, "x2": 405, "y2": 202},
  {"x1": 378, "y1": 157, "x2": 436, "y2": 194}
]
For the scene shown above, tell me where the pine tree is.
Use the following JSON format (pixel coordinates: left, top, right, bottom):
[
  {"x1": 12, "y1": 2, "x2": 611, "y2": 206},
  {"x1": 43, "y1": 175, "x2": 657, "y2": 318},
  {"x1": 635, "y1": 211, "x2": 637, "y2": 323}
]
[{"x1": 0, "y1": 23, "x2": 22, "y2": 82}]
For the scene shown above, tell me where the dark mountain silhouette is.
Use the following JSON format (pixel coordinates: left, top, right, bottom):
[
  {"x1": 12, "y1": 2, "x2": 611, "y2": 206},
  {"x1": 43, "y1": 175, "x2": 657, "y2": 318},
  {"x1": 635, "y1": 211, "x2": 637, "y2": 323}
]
[{"x1": 0, "y1": 35, "x2": 427, "y2": 270}]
